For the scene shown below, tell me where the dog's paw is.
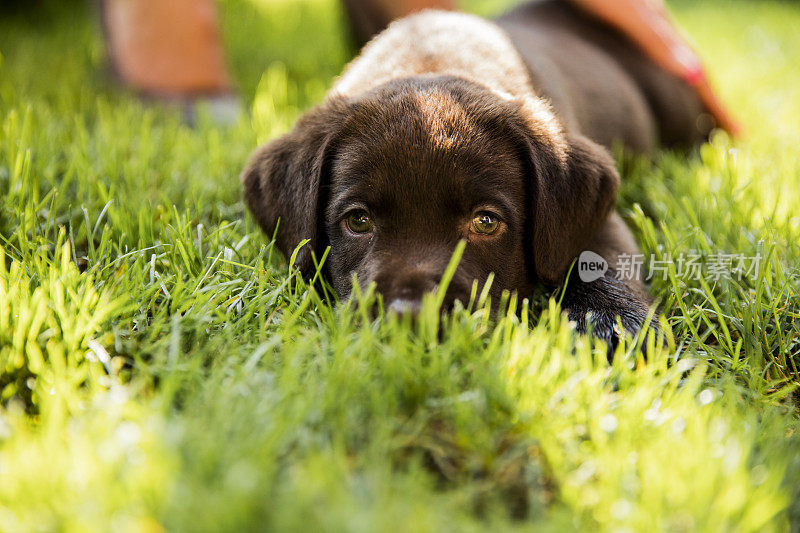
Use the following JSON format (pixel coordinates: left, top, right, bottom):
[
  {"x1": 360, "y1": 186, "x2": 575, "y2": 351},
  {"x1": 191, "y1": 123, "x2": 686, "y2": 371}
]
[
  {"x1": 561, "y1": 275, "x2": 659, "y2": 358},
  {"x1": 567, "y1": 302, "x2": 658, "y2": 355}
]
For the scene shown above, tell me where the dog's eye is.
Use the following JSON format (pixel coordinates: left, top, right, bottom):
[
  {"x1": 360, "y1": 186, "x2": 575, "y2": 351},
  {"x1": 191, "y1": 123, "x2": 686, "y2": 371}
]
[
  {"x1": 345, "y1": 210, "x2": 373, "y2": 234},
  {"x1": 471, "y1": 211, "x2": 500, "y2": 235}
]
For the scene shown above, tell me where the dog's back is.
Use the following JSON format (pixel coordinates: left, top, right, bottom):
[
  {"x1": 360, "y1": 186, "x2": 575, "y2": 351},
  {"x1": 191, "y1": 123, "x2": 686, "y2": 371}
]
[
  {"x1": 496, "y1": 0, "x2": 709, "y2": 151},
  {"x1": 336, "y1": 1, "x2": 709, "y2": 154}
]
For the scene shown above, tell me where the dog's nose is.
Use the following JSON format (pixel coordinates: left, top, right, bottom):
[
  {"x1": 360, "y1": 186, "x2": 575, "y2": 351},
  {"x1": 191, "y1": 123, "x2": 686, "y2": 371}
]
[{"x1": 386, "y1": 297, "x2": 422, "y2": 315}]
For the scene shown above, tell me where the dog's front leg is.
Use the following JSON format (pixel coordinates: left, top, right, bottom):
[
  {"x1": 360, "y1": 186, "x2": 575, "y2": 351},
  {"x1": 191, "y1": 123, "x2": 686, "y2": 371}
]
[{"x1": 559, "y1": 212, "x2": 659, "y2": 353}]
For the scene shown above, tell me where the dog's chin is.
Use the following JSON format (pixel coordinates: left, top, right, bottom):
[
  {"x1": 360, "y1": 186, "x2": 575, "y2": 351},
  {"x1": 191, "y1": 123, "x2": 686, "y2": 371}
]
[
  {"x1": 348, "y1": 287, "x2": 471, "y2": 322},
  {"x1": 386, "y1": 298, "x2": 422, "y2": 316},
  {"x1": 372, "y1": 289, "x2": 503, "y2": 322}
]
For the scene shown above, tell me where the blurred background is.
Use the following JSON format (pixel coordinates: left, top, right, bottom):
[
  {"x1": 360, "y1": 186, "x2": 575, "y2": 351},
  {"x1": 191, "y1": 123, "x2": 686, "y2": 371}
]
[{"x1": 2, "y1": 0, "x2": 799, "y2": 140}]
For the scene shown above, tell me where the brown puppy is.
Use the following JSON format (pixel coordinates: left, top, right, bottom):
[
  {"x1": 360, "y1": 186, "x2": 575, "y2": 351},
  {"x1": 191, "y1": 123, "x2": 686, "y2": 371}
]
[{"x1": 241, "y1": 0, "x2": 709, "y2": 346}]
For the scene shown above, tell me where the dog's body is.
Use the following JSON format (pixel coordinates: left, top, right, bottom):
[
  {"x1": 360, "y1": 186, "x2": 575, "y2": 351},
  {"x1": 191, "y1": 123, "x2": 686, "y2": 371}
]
[
  {"x1": 496, "y1": 1, "x2": 708, "y2": 151},
  {"x1": 242, "y1": 0, "x2": 709, "y2": 346}
]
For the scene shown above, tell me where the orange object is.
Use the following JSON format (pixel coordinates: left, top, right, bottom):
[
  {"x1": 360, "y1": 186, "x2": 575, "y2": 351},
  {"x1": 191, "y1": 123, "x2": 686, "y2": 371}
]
[{"x1": 102, "y1": 0, "x2": 232, "y2": 96}]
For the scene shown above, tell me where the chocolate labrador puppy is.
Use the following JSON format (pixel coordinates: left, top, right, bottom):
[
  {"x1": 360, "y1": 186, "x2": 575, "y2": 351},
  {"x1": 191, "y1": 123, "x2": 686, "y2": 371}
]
[{"x1": 241, "y1": 0, "x2": 709, "y2": 345}]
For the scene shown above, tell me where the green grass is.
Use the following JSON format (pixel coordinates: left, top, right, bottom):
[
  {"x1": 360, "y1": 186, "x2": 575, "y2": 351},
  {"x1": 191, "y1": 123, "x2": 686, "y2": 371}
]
[{"x1": 1, "y1": 0, "x2": 800, "y2": 530}]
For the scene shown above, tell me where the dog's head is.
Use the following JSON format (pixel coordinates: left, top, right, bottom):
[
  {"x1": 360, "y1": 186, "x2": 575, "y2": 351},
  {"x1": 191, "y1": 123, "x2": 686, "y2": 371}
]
[{"x1": 242, "y1": 76, "x2": 619, "y2": 312}]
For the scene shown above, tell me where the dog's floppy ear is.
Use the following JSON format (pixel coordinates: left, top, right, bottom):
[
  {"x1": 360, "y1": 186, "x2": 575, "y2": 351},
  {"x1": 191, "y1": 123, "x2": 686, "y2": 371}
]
[
  {"x1": 241, "y1": 97, "x2": 348, "y2": 277},
  {"x1": 523, "y1": 131, "x2": 620, "y2": 285}
]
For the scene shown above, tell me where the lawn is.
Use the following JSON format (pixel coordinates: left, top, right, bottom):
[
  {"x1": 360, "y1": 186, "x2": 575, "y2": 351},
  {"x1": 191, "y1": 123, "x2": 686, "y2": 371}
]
[{"x1": 1, "y1": 0, "x2": 799, "y2": 530}]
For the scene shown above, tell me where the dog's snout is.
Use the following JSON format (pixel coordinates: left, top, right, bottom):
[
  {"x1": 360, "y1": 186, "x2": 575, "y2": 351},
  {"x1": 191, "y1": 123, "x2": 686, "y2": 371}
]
[{"x1": 376, "y1": 267, "x2": 439, "y2": 315}]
